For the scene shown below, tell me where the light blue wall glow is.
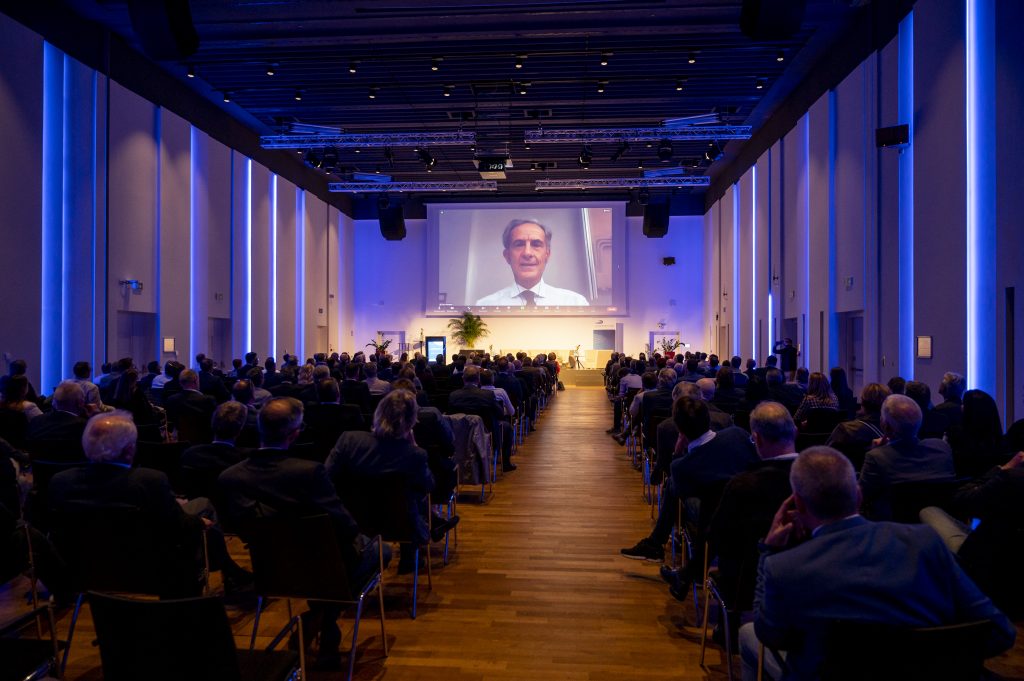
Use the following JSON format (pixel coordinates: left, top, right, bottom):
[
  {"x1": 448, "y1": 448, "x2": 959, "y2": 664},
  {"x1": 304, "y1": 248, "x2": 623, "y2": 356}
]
[
  {"x1": 41, "y1": 43, "x2": 63, "y2": 393},
  {"x1": 270, "y1": 174, "x2": 277, "y2": 359},
  {"x1": 966, "y1": 0, "x2": 995, "y2": 393},
  {"x1": 898, "y1": 11, "x2": 915, "y2": 379},
  {"x1": 245, "y1": 158, "x2": 252, "y2": 352},
  {"x1": 295, "y1": 189, "x2": 306, "y2": 361}
]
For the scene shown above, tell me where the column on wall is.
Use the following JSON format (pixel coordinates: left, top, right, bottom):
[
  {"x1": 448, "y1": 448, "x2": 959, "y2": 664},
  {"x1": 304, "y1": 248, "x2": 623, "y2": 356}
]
[
  {"x1": 230, "y1": 152, "x2": 251, "y2": 361},
  {"x1": 274, "y1": 179, "x2": 298, "y2": 359},
  {"x1": 807, "y1": 92, "x2": 834, "y2": 374},
  {"x1": 304, "y1": 193, "x2": 329, "y2": 358},
  {"x1": 738, "y1": 168, "x2": 755, "y2": 363}
]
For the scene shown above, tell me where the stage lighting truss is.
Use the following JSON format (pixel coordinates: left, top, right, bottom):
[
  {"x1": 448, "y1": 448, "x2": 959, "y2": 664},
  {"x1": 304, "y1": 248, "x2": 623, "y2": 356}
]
[
  {"x1": 534, "y1": 176, "x2": 710, "y2": 191},
  {"x1": 261, "y1": 130, "x2": 476, "y2": 149},
  {"x1": 328, "y1": 180, "x2": 497, "y2": 193},
  {"x1": 523, "y1": 126, "x2": 751, "y2": 144}
]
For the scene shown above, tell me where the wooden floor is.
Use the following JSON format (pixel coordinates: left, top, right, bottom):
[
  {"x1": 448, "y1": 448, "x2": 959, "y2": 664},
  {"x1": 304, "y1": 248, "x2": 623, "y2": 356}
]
[{"x1": 4, "y1": 386, "x2": 1024, "y2": 679}]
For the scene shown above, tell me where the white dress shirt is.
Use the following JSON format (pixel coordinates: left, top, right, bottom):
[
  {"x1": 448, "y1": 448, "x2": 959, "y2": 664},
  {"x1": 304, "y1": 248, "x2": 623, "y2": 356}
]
[
  {"x1": 482, "y1": 385, "x2": 515, "y2": 417},
  {"x1": 475, "y1": 278, "x2": 589, "y2": 306}
]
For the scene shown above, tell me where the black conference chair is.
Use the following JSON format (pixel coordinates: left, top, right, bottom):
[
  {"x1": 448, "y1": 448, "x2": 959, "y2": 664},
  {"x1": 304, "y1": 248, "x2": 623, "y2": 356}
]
[
  {"x1": 89, "y1": 591, "x2": 300, "y2": 681},
  {"x1": 242, "y1": 514, "x2": 387, "y2": 681},
  {"x1": 0, "y1": 603, "x2": 60, "y2": 681}
]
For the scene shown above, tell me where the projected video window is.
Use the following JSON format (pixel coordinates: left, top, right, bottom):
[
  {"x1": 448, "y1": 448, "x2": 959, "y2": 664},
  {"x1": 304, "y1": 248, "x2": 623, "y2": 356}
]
[{"x1": 426, "y1": 203, "x2": 627, "y2": 317}]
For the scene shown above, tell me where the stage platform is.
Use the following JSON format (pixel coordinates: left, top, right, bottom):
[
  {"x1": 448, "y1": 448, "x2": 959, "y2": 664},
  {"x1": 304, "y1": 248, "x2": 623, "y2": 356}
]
[{"x1": 558, "y1": 368, "x2": 606, "y2": 387}]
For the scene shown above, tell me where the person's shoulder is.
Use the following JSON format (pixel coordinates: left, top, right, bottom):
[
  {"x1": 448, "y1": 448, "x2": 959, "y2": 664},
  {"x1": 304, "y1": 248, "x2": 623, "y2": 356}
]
[
  {"x1": 475, "y1": 285, "x2": 516, "y2": 306},
  {"x1": 545, "y1": 284, "x2": 589, "y2": 305}
]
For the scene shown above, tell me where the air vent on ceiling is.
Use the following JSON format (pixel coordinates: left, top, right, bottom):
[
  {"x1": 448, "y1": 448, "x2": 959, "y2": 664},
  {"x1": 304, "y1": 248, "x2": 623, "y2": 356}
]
[
  {"x1": 446, "y1": 110, "x2": 476, "y2": 120},
  {"x1": 471, "y1": 82, "x2": 514, "y2": 97},
  {"x1": 523, "y1": 109, "x2": 553, "y2": 119}
]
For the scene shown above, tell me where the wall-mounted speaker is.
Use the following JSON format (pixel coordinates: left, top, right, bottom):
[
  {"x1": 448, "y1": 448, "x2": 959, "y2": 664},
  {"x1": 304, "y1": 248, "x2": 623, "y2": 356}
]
[
  {"x1": 379, "y1": 205, "x2": 406, "y2": 241},
  {"x1": 643, "y1": 203, "x2": 670, "y2": 238},
  {"x1": 740, "y1": 0, "x2": 807, "y2": 40},
  {"x1": 876, "y1": 124, "x2": 910, "y2": 148},
  {"x1": 128, "y1": 0, "x2": 200, "y2": 60},
  {"x1": 663, "y1": 257, "x2": 676, "y2": 266}
]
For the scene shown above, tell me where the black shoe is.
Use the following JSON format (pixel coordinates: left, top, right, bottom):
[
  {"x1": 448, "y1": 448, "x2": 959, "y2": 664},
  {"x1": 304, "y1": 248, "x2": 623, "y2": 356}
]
[
  {"x1": 614, "y1": 434, "x2": 627, "y2": 446},
  {"x1": 659, "y1": 564, "x2": 680, "y2": 586},
  {"x1": 620, "y1": 538, "x2": 664, "y2": 562},
  {"x1": 502, "y1": 462, "x2": 518, "y2": 472},
  {"x1": 605, "y1": 427, "x2": 618, "y2": 434},
  {"x1": 669, "y1": 578, "x2": 691, "y2": 602},
  {"x1": 430, "y1": 514, "x2": 460, "y2": 542}
]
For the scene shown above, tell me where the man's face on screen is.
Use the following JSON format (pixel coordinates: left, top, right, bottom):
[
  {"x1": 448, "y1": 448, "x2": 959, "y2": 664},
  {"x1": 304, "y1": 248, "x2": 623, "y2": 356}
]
[{"x1": 503, "y1": 222, "x2": 550, "y2": 289}]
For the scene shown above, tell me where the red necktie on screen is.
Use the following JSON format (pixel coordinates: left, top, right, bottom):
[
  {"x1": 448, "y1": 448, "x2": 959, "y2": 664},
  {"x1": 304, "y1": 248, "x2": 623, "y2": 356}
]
[{"x1": 520, "y1": 290, "x2": 537, "y2": 308}]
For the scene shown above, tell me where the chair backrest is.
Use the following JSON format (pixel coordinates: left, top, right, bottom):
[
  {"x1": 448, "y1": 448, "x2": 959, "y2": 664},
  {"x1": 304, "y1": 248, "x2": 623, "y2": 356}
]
[
  {"x1": 51, "y1": 502, "x2": 191, "y2": 596},
  {"x1": 873, "y1": 479, "x2": 964, "y2": 523},
  {"x1": 88, "y1": 591, "x2": 249, "y2": 681},
  {"x1": 336, "y1": 473, "x2": 419, "y2": 544},
  {"x1": 819, "y1": 619, "x2": 992, "y2": 681},
  {"x1": 134, "y1": 440, "x2": 191, "y2": 494},
  {"x1": 805, "y1": 407, "x2": 845, "y2": 433},
  {"x1": 25, "y1": 459, "x2": 88, "y2": 531},
  {"x1": 0, "y1": 409, "x2": 29, "y2": 448},
  {"x1": 242, "y1": 514, "x2": 356, "y2": 602}
]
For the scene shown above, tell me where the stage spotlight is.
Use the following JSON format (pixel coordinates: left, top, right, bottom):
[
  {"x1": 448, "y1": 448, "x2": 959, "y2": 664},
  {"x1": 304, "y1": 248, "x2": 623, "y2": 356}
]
[
  {"x1": 417, "y1": 148, "x2": 436, "y2": 168},
  {"x1": 304, "y1": 149, "x2": 323, "y2": 169},
  {"x1": 610, "y1": 141, "x2": 630, "y2": 162},
  {"x1": 578, "y1": 145, "x2": 593, "y2": 169},
  {"x1": 704, "y1": 142, "x2": 724, "y2": 163},
  {"x1": 657, "y1": 139, "x2": 673, "y2": 162}
]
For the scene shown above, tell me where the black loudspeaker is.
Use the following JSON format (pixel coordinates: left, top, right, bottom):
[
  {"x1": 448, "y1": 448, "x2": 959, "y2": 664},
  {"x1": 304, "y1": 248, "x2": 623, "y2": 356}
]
[
  {"x1": 740, "y1": 0, "x2": 807, "y2": 40},
  {"x1": 663, "y1": 257, "x2": 676, "y2": 266},
  {"x1": 643, "y1": 203, "x2": 670, "y2": 238},
  {"x1": 876, "y1": 124, "x2": 910, "y2": 148},
  {"x1": 128, "y1": 0, "x2": 200, "y2": 60},
  {"x1": 379, "y1": 206, "x2": 406, "y2": 241}
]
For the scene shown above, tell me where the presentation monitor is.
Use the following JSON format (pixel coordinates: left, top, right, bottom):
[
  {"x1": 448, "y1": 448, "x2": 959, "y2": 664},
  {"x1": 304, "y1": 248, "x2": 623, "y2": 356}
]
[{"x1": 425, "y1": 202, "x2": 628, "y2": 317}]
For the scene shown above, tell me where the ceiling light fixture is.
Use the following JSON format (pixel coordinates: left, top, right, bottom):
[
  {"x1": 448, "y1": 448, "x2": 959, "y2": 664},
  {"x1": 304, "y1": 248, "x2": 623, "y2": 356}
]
[
  {"x1": 688, "y1": 52, "x2": 697, "y2": 64},
  {"x1": 535, "y1": 176, "x2": 710, "y2": 190},
  {"x1": 578, "y1": 145, "x2": 593, "y2": 169},
  {"x1": 610, "y1": 140, "x2": 630, "y2": 162},
  {"x1": 637, "y1": 159, "x2": 645, "y2": 170},
  {"x1": 266, "y1": 63, "x2": 276, "y2": 76},
  {"x1": 515, "y1": 54, "x2": 526, "y2": 69},
  {"x1": 675, "y1": 79, "x2": 686, "y2": 91},
  {"x1": 517, "y1": 82, "x2": 528, "y2": 95},
  {"x1": 348, "y1": 61, "x2": 358, "y2": 74},
  {"x1": 329, "y1": 180, "x2": 497, "y2": 193},
  {"x1": 293, "y1": 90, "x2": 302, "y2": 101},
  {"x1": 704, "y1": 141, "x2": 725, "y2": 163},
  {"x1": 443, "y1": 84, "x2": 453, "y2": 97},
  {"x1": 222, "y1": 91, "x2": 231, "y2": 103},
  {"x1": 597, "y1": 81, "x2": 607, "y2": 93},
  {"x1": 776, "y1": 50, "x2": 785, "y2": 62},
  {"x1": 431, "y1": 57, "x2": 443, "y2": 71},
  {"x1": 657, "y1": 139, "x2": 673, "y2": 162},
  {"x1": 523, "y1": 126, "x2": 751, "y2": 144},
  {"x1": 600, "y1": 52, "x2": 612, "y2": 66},
  {"x1": 755, "y1": 77, "x2": 767, "y2": 90},
  {"x1": 368, "y1": 86, "x2": 377, "y2": 99},
  {"x1": 417, "y1": 148, "x2": 436, "y2": 168},
  {"x1": 186, "y1": 64, "x2": 195, "y2": 78}
]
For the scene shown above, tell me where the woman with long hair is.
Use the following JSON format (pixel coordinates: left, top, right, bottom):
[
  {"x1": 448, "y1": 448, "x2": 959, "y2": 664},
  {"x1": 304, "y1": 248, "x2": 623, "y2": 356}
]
[
  {"x1": 0, "y1": 375, "x2": 42, "y2": 420},
  {"x1": 830, "y1": 367, "x2": 856, "y2": 417},
  {"x1": 947, "y1": 389, "x2": 1009, "y2": 478},
  {"x1": 793, "y1": 371, "x2": 839, "y2": 425}
]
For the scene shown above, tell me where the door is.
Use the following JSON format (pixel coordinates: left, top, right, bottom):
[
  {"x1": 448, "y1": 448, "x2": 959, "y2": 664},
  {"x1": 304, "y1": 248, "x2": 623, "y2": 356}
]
[
  {"x1": 115, "y1": 311, "x2": 157, "y2": 367},
  {"x1": 839, "y1": 312, "x2": 865, "y2": 395}
]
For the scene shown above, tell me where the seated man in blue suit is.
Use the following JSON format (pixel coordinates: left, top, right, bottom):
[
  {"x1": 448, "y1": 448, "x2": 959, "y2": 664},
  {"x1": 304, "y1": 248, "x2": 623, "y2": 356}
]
[{"x1": 739, "y1": 446, "x2": 1015, "y2": 681}]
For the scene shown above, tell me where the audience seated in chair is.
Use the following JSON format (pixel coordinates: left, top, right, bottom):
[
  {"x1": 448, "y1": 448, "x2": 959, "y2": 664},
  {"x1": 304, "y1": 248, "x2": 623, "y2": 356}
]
[
  {"x1": 25, "y1": 381, "x2": 88, "y2": 462},
  {"x1": 739, "y1": 446, "x2": 1015, "y2": 681},
  {"x1": 217, "y1": 397, "x2": 391, "y2": 669},
  {"x1": 826, "y1": 382, "x2": 890, "y2": 471},
  {"x1": 165, "y1": 370, "x2": 216, "y2": 444}
]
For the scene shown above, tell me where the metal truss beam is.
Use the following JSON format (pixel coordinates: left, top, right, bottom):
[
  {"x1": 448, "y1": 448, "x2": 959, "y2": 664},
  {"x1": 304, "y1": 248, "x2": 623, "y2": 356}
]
[
  {"x1": 328, "y1": 180, "x2": 497, "y2": 193},
  {"x1": 524, "y1": 126, "x2": 751, "y2": 143},
  {"x1": 534, "y1": 176, "x2": 710, "y2": 190},
  {"x1": 261, "y1": 131, "x2": 476, "y2": 149}
]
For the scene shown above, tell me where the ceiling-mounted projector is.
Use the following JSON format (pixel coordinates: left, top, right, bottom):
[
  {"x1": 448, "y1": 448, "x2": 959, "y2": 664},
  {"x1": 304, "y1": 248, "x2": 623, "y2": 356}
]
[{"x1": 473, "y1": 155, "x2": 511, "y2": 179}]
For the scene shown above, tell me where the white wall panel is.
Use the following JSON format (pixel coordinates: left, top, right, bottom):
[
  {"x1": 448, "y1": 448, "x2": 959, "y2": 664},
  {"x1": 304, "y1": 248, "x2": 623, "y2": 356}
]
[
  {"x1": 159, "y1": 110, "x2": 191, "y2": 366},
  {"x1": 275, "y1": 179, "x2": 298, "y2": 358},
  {"x1": 808, "y1": 93, "x2": 833, "y2": 373}
]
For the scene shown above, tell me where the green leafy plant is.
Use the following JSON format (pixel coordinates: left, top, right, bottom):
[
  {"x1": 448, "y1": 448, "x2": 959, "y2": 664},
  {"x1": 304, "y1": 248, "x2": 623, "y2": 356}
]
[
  {"x1": 366, "y1": 337, "x2": 393, "y2": 355},
  {"x1": 658, "y1": 337, "x2": 681, "y2": 354},
  {"x1": 447, "y1": 311, "x2": 489, "y2": 348}
]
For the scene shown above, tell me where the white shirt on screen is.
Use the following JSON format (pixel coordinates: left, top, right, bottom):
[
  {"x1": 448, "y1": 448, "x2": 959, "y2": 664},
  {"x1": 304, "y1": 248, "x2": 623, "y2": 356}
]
[{"x1": 475, "y1": 279, "x2": 588, "y2": 307}]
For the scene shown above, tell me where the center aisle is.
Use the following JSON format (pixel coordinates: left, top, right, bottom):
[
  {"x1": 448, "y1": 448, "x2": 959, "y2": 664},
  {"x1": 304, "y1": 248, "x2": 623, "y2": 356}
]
[{"x1": 347, "y1": 385, "x2": 718, "y2": 681}]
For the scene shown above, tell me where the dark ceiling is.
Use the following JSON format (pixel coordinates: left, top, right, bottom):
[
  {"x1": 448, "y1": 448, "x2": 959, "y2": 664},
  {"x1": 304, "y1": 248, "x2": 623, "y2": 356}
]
[{"x1": 48, "y1": 0, "x2": 866, "y2": 204}]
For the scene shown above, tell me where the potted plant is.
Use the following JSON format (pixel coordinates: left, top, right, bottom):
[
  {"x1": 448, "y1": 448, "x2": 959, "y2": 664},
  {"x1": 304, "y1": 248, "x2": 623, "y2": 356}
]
[
  {"x1": 658, "y1": 336, "x2": 682, "y2": 358},
  {"x1": 447, "y1": 311, "x2": 489, "y2": 350},
  {"x1": 366, "y1": 337, "x2": 393, "y2": 357}
]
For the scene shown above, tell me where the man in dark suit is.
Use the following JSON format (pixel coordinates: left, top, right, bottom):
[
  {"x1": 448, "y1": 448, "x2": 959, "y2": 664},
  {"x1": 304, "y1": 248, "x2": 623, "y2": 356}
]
[
  {"x1": 198, "y1": 358, "x2": 230, "y2": 404},
  {"x1": 621, "y1": 397, "x2": 757, "y2": 563},
  {"x1": 180, "y1": 401, "x2": 250, "y2": 502},
  {"x1": 859, "y1": 393, "x2": 956, "y2": 518},
  {"x1": 24, "y1": 381, "x2": 88, "y2": 462},
  {"x1": 696, "y1": 378, "x2": 735, "y2": 431},
  {"x1": 766, "y1": 368, "x2": 803, "y2": 414},
  {"x1": 165, "y1": 370, "x2": 217, "y2": 444},
  {"x1": 48, "y1": 412, "x2": 249, "y2": 597},
  {"x1": 679, "y1": 358, "x2": 705, "y2": 383},
  {"x1": 218, "y1": 398, "x2": 388, "y2": 667},
  {"x1": 262, "y1": 357, "x2": 284, "y2": 389},
  {"x1": 729, "y1": 356, "x2": 749, "y2": 387},
  {"x1": 449, "y1": 366, "x2": 509, "y2": 468},
  {"x1": 696, "y1": 402, "x2": 798, "y2": 612},
  {"x1": 340, "y1": 363, "x2": 372, "y2": 415},
  {"x1": 494, "y1": 358, "x2": 524, "y2": 415},
  {"x1": 904, "y1": 380, "x2": 950, "y2": 439},
  {"x1": 773, "y1": 337, "x2": 799, "y2": 381},
  {"x1": 739, "y1": 447, "x2": 1015, "y2": 681},
  {"x1": 935, "y1": 370, "x2": 966, "y2": 430}
]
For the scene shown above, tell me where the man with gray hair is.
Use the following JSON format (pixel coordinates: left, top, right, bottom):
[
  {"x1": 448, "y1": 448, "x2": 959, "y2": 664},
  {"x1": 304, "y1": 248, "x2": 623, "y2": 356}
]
[
  {"x1": 474, "y1": 218, "x2": 589, "y2": 306},
  {"x1": 858, "y1": 393, "x2": 956, "y2": 518},
  {"x1": 25, "y1": 380, "x2": 89, "y2": 461},
  {"x1": 49, "y1": 411, "x2": 249, "y2": 596},
  {"x1": 935, "y1": 370, "x2": 967, "y2": 429},
  {"x1": 739, "y1": 446, "x2": 1014, "y2": 681}
]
